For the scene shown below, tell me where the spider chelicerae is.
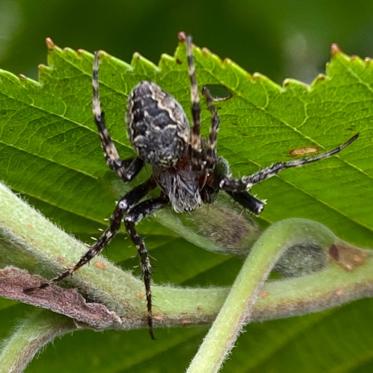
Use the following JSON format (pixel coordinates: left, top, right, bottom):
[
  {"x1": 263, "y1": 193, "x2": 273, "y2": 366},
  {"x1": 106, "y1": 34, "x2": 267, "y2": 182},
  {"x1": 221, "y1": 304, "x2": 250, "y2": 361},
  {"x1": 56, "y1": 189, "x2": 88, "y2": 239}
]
[{"x1": 27, "y1": 32, "x2": 358, "y2": 338}]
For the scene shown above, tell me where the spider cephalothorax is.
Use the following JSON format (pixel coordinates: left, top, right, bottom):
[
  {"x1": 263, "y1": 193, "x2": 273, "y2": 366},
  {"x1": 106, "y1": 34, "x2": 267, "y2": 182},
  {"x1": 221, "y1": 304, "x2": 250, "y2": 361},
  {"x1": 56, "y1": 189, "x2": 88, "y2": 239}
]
[{"x1": 27, "y1": 33, "x2": 358, "y2": 338}]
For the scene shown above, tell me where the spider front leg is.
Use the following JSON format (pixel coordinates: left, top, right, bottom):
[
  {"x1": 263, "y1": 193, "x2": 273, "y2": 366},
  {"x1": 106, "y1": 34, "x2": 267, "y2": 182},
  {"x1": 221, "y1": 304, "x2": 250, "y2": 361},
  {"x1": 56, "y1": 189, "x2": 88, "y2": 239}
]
[
  {"x1": 24, "y1": 178, "x2": 156, "y2": 292},
  {"x1": 181, "y1": 33, "x2": 204, "y2": 167},
  {"x1": 184, "y1": 34, "x2": 201, "y2": 139},
  {"x1": 202, "y1": 86, "x2": 220, "y2": 168},
  {"x1": 221, "y1": 133, "x2": 359, "y2": 192},
  {"x1": 93, "y1": 51, "x2": 144, "y2": 182},
  {"x1": 124, "y1": 196, "x2": 169, "y2": 339}
]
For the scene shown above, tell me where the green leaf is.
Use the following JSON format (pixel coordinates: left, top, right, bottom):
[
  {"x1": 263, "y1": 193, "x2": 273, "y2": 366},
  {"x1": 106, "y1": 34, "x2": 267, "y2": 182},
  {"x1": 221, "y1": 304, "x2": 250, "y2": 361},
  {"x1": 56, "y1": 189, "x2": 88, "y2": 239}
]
[{"x1": 0, "y1": 39, "x2": 372, "y2": 372}]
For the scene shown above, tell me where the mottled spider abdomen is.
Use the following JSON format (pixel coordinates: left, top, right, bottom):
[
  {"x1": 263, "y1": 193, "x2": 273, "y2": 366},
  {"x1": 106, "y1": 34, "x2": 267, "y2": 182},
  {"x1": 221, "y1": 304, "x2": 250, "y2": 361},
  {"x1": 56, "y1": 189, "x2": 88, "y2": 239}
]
[{"x1": 127, "y1": 81, "x2": 190, "y2": 167}]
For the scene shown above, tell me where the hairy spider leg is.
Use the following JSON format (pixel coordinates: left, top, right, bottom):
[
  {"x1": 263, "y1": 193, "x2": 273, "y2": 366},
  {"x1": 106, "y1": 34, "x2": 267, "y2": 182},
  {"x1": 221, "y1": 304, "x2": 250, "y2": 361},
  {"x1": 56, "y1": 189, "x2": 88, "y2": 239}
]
[
  {"x1": 124, "y1": 196, "x2": 169, "y2": 339},
  {"x1": 185, "y1": 35, "x2": 203, "y2": 163},
  {"x1": 200, "y1": 86, "x2": 266, "y2": 214},
  {"x1": 93, "y1": 51, "x2": 144, "y2": 181},
  {"x1": 201, "y1": 86, "x2": 220, "y2": 168},
  {"x1": 24, "y1": 179, "x2": 156, "y2": 291},
  {"x1": 221, "y1": 133, "x2": 359, "y2": 192},
  {"x1": 185, "y1": 35, "x2": 201, "y2": 138}
]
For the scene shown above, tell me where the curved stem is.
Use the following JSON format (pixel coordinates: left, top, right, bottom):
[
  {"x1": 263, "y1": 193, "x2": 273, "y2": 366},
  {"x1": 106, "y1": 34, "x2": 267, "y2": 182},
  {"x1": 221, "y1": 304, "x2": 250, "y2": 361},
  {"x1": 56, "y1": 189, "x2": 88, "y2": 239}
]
[
  {"x1": 0, "y1": 310, "x2": 74, "y2": 373},
  {"x1": 186, "y1": 219, "x2": 335, "y2": 373},
  {"x1": 0, "y1": 182, "x2": 372, "y2": 372},
  {"x1": 1, "y1": 181, "x2": 372, "y2": 326}
]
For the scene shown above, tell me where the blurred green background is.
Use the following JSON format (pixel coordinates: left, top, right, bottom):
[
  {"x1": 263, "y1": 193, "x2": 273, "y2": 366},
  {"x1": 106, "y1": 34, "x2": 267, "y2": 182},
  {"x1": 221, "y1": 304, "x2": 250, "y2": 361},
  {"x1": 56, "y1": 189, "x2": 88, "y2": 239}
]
[{"x1": 2, "y1": 0, "x2": 373, "y2": 84}]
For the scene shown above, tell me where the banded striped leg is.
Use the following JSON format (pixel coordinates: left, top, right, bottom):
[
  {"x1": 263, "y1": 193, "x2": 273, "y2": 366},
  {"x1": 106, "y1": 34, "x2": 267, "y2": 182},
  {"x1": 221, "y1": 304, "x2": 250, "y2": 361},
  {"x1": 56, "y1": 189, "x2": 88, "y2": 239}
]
[
  {"x1": 93, "y1": 51, "x2": 144, "y2": 181},
  {"x1": 24, "y1": 178, "x2": 156, "y2": 292},
  {"x1": 202, "y1": 86, "x2": 265, "y2": 214},
  {"x1": 124, "y1": 196, "x2": 168, "y2": 339},
  {"x1": 221, "y1": 134, "x2": 359, "y2": 192},
  {"x1": 185, "y1": 35, "x2": 203, "y2": 168},
  {"x1": 202, "y1": 86, "x2": 220, "y2": 167},
  {"x1": 185, "y1": 35, "x2": 201, "y2": 139}
]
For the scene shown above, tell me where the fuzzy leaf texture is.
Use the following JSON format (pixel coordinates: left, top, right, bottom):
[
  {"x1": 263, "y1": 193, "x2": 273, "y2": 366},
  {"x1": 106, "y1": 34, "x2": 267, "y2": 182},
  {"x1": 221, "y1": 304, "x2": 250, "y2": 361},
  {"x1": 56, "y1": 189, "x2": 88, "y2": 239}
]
[{"x1": 0, "y1": 39, "x2": 372, "y2": 372}]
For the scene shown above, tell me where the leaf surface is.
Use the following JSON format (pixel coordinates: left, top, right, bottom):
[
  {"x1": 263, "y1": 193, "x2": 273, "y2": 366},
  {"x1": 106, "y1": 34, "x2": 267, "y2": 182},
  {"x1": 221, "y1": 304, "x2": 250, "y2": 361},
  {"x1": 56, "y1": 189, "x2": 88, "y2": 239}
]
[{"x1": 0, "y1": 40, "x2": 372, "y2": 372}]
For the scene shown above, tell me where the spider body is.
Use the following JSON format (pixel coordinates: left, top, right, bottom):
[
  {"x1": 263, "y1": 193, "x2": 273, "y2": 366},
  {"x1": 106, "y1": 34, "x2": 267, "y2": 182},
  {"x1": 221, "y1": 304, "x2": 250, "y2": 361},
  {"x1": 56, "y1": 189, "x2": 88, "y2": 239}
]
[
  {"x1": 27, "y1": 33, "x2": 358, "y2": 339},
  {"x1": 128, "y1": 81, "x2": 190, "y2": 167},
  {"x1": 128, "y1": 80, "x2": 203, "y2": 212},
  {"x1": 128, "y1": 80, "x2": 228, "y2": 213}
]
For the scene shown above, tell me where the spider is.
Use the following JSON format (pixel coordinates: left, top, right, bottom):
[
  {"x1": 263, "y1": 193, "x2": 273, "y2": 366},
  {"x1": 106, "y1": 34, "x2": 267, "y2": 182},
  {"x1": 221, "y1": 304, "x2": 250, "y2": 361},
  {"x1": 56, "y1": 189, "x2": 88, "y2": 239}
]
[{"x1": 27, "y1": 33, "x2": 358, "y2": 338}]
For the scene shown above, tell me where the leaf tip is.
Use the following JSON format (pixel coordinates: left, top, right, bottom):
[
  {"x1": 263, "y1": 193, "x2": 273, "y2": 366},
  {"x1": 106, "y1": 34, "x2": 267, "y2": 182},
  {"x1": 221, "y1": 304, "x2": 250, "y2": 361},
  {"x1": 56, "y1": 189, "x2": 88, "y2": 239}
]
[
  {"x1": 330, "y1": 43, "x2": 342, "y2": 57},
  {"x1": 38, "y1": 63, "x2": 48, "y2": 71},
  {"x1": 252, "y1": 72, "x2": 262, "y2": 80},
  {"x1": 223, "y1": 57, "x2": 233, "y2": 65},
  {"x1": 283, "y1": 78, "x2": 291, "y2": 87},
  {"x1": 177, "y1": 31, "x2": 187, "y2": 43},
  {"x1": 45, "y1": 37, "x2": 56, "y2": 50},
  {"x1": 202, "y1": 47, "x2": 211, "y2": 55},
  {"x1": 314, "y1": 73, "x2": 327, "y2": 86}
]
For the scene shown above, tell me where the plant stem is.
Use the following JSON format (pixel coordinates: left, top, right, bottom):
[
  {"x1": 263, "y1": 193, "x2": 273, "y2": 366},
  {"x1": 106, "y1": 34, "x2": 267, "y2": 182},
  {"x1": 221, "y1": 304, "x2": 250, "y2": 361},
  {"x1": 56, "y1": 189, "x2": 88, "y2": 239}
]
[
  {"x1": 0, "y1": 181, "x2": 372, "y2": 372},
  {"x1": 1, "y1": 182, "x2": 372, "y2": 327},
  {"x1": 0, "y1": 310, "x2": 74, "y2": 373},
  {"x1": 186, "y1": 219, "x2": 336, "y2": 373}
]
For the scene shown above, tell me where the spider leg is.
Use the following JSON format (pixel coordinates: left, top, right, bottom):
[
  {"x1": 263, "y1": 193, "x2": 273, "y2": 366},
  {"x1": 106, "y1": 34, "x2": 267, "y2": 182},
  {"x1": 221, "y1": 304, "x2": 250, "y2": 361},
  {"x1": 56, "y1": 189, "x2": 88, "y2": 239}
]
[
  {"x1": 202, "y1": 86, "x2": 220, "y2": 167},
  {"x1": 93, "y1": 51, "x2": 144, "y2": 181},
  {"x1": 225, "y1": 190, "x2": 265, "y2": 215},
  {"x1": 185, "y1": 35, "x2": 202, "y2": 158},
  {"x1": 24, "y1": 178, "x2": 156, "y2": 292},
  {"x1": 185, "y1": 35, "x2": 202, "y2": 168},
  {"x1": 124, "y1": 196, "x2": 169, "y2": 339},
  {"x1": 221, "y1": 133, "x2": 359, "y2": 191}
]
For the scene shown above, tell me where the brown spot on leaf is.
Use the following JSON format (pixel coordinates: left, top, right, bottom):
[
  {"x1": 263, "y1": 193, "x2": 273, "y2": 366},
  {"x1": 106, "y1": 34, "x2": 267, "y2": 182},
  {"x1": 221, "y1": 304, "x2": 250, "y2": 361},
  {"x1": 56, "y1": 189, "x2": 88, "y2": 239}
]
[
  {"x1": 329, "y1": 244, "x2": 339, "y2": 261},
  {"x1": 259, "y1": 290, "x2": 269, "y2": 298},
  {"x1": 289, "y1": 146, "x2": 319, "y2": 157},
  {"x1": 95, "y1": 261, "x2": 107, "y2": 270},
  {"x1": 329, "y1": 243, "x2": 368, "y2": 271}
]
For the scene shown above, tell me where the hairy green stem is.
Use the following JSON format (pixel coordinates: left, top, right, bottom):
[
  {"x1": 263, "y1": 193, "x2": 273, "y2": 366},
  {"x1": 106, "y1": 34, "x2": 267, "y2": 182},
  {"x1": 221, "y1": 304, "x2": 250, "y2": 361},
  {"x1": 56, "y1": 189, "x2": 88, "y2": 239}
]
[
  {"x1": 0, "y1": 182, "x2": 372, "y2": 371},
  {"x1": 0, "y1": 181, "x2": 372, "y2": 326},
  {"x1": 0, "y1": 310, "x2": 74, "y2": 373},
  {"x1": 186, "y1": 219, "x2": 335, "y2": 373}
]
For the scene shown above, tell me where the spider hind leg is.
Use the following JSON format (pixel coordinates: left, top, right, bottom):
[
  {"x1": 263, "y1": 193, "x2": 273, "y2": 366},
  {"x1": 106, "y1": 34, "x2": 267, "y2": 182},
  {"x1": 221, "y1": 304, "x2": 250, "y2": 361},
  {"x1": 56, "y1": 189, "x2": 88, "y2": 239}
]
[
  {"x1": 124, "y1": 196, "x2": 168, "y2": 339},
  {"x1": 24, "y1": 179, "x2": 156, "y2": 290}
]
